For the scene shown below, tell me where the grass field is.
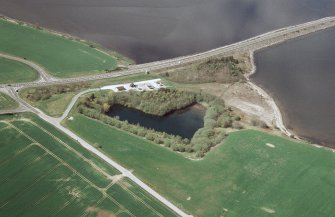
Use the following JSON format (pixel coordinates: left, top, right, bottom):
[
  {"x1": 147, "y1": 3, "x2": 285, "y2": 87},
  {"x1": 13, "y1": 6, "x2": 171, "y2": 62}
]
[
  {"x1": 20, "y1": 74, "x2": 158, "y2": 117},
  {"x1": 65, "y1": 114, "x2": 335, "y2": 217},
  {"x1": 0, "y1": 113, "x2": 177, "y2": 217},
  {"x1": 0, "y1": 18, "x2": 131, "y2": 78},
  {"x1": 0, "y1": 93, "x2": 18, "y2": 110},
  {"x1": 0, "y1": 57, "x2": 38, "y2": 84}
]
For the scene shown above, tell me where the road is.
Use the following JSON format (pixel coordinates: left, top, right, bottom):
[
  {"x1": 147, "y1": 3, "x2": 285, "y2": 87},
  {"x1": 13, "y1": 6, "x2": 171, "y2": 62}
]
[
  {"x1": 0, "y1": 52, "x2": 54, "y2": 82},
  {"x1": 1, "y1": 16, "x2": 335, "y2": 217},
  {"x1": 6, "y1": 85, "x2": 193, "y2": 217},
  {"x1": 1, "y1": 16, "x2": 335, "y2": 89},
  {"x1": 58, "y1": 88, "x2": 99, "y2": 121}
]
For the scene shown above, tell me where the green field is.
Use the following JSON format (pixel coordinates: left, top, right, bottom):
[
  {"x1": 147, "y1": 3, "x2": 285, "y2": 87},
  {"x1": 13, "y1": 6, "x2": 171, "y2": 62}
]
[
  {"x1": 23, "y1": 92, "x2": 77, "y2": 117},
  {"x1": 0, "y1": 57, "x2": 38, "y2": 84},
  {"x1": 0, "y1": 19, "x2": 130, "y2": 78},
  {"x1": 65, "y1": 114, "x2": 335, "y2": 217},
  {"x1": 0, "y1": 113, "x2": 177, "y2": 217},
  {"x1": 0, "y1": 93, "x2": 18, "y2": 110}
]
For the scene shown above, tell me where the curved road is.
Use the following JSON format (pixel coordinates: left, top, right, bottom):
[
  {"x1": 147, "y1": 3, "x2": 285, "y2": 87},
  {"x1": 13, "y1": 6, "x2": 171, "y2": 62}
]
[
  {"x1": 2, "y1": 16, "x2": 335, "y2": 217},
  {"x1": 2, "y1": 16, "x2": 335, "y2": 89},
  {"x1": 7, "y1": 86, "x2": 193, "y2": 217},
  {"x1": 58, "y1": 88, "x2": 99, "y2": 121},
  {"x1": 0, "y1": 52, "x2": 54, "y2": 81}
]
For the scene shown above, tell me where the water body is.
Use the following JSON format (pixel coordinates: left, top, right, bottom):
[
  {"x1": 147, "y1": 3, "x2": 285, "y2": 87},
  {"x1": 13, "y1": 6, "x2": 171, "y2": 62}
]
[
  {"x1": 251, "y1": 29, "x2": 335, "y2": 147},
  {"x1": 0, "y1": 0, "x2": 334, "y2": 63},
  {"x1": 1, "y1": 1, "x2": 335, "y2": 146},
  {"x1": 107, "y1": 104, "x2": 205, "y2": 139}
]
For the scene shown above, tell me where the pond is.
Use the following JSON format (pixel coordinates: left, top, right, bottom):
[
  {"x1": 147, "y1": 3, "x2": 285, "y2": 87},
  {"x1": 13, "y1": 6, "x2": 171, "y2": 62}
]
[{"x1": 107, "y1": 104, "x2": 206, "y2": 139}]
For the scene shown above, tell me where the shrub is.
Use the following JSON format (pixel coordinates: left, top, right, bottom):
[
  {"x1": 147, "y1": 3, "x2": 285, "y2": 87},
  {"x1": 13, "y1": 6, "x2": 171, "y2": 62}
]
[{"x1": 232, "y1": 122, "x2": 243, "y2": 129}]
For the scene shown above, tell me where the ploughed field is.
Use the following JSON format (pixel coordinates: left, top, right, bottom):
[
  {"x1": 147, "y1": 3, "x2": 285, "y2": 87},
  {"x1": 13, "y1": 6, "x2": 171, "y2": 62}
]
[
  {"x1": 0, "y1": 93, "x2": 18, "y2": 110},
  {"x1": 0, "y1": 114, "x2": 177, "y2": 217},
  {"x1": 0, "y1": 57, "x2": 38, "y2": 84},
  {"x1": 0, "y1": 19, "x2": 120, "y2": 78},
  {"x1": 66, "y1": 114, "x2": 335, "y2": 217}
]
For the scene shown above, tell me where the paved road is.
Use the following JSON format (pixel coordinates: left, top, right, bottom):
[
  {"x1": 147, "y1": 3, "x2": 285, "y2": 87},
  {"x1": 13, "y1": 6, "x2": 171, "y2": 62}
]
[
  {"x1": 2, "y1": 16, "x2": 335, "y2": 217},
  {"x1": 58, "y1": 88, "x2": 99, "y2": 121},
  {"x1": 0, "y1": 87, "x2": 28, "y2": 114},
  {"x1": 1, "y1": 16, "x2": 335, "y2": 89},
  {"x1": 0, "y1": 52, "x2": 55, "y2": 82},
  {"x1": 7, "y1": 85, "x2": 192, "y2": 217}
]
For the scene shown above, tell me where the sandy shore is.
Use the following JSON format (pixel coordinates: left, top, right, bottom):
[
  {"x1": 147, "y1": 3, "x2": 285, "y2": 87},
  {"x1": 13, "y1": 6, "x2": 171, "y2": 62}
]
[{"x1": 246, "y1": 50, "x2": 294, "y2": 137}]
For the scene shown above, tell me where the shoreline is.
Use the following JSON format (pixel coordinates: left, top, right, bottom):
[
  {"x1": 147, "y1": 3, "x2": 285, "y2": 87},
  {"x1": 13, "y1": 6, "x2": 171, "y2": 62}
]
[
  {"x1": 246, "y1": 51, "x2": 335, "y2": 151},
  {"x1": 246, "y1": 50, "x2": 296, "y2": 138},
  {"x1": 0, "y1": 14, "x2": 134, "y2": 65}
]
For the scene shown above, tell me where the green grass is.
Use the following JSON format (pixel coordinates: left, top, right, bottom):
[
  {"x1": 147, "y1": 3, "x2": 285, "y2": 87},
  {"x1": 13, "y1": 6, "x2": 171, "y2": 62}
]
[
  {"x1": 0, "y1": 57, "x2": 38, "y2": 83},
  {"x1": 65, "y1": 114, "x2": 335, "y2": 217},
  {"x1": 0, "y1": 113, "x2": 178, "y2": 217},
  {"x1": 19, "y1": 74, "x2": 158, "y2": 117},
  {"x1": 0, "y1": 18, "x2": 131, "y2": 78},
  {"x1": 0, "y1": 93, "x2": 18, "y2": 110},
  {"x1": 24, "y1": 92, "x2": 76, "y2": 117}
]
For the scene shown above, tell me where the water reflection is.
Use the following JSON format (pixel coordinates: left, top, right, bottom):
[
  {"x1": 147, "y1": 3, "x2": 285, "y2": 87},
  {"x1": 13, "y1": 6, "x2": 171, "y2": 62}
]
[
  {"x1": 0, "y1": 0, "x2": 334, "y2": 63},
  {"x1": 107, "y1": 104, "x2": 205, "y2": 139},
  {"x1": 251, "y1": 29, "x2": 335, "y2": 147}
]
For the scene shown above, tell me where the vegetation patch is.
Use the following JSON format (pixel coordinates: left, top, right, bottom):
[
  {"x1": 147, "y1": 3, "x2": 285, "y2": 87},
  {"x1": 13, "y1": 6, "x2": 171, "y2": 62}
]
[
  {"x1": 0, "y1": 113, "x2": 177, "y2": 217},
  {"x1": 0, "y1": 18, "x2": 132, "y2": 77},
  {"x1": 76, "y1": 89, "x2": 243, "y2": 157},
  {"x1": 19, "y1": 74, "x2": 156, "y2": 117},
  {"x1": 159, "y1": 56, "x2": 246, "y2": 84},
  {"x1": 0, "y1": 92, "x2": 18, "y2": 110},
  {"x1": 65, "y1": 115, "x2": 335, "y2": 217},
  {"x1": 0, "y1": 57, "x2": 38, "y2": 84}
]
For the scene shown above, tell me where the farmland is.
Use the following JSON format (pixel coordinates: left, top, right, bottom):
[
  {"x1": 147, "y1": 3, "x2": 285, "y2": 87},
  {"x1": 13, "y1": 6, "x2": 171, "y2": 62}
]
[
  {"x1": 65, "y1": 114, "x2": 335, "y2": 217},
  {"x1": 0, "y1": 93, "x2": 18, "y2": 110},
  {"x1": 0, "y1": 113, "x2": 178, "y2": 217},
  {"x1": 0, "y1": 57, "x2": 38, "y2": 84},
  {"x1": 0, "y1": 18, "x2": 132, "y2": 78}
]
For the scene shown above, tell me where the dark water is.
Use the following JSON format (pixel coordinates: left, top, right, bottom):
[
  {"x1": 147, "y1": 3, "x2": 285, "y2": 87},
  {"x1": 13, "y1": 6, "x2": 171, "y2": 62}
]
[
  {"x1": 107, "y1": 104, "x2": 205, "y2": 139},
  {"x1": 1, "y1": 1, "x2": 335, "y2": 146},
  {"x1": 0, "y1": 0, "x2": 334, "y2": 63},
  {"x1": 251, "y1": 29, "x2": 335, "y2": 147}
]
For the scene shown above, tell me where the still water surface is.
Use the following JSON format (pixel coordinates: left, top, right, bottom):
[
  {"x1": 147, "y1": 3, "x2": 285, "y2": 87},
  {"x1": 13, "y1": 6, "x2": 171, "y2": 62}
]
[
  {"x1": 107, "y1": 104, "x2": 205, "y2": 139},
  {"x1": 251, "y1": 29, "x2": 335, "y2": 147},
  {"x1": 1, "y1": 0, "x2": 335, "y2": 146},
  {"x1": 0, "y1": 0, "x2": 334, "y2": 63}
]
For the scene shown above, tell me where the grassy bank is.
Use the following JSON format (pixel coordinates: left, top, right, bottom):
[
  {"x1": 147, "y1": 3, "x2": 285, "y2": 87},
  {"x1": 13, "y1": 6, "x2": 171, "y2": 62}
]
[
  {"x1": 65, "y1": 114, "x2": 335, "y2": 217},
  {"x1": 0, "y1": 113, "x2": 177, "y2": 217},
  {"x1": 0, "y1": 18, "x2": 132, "y2": 78},
  {"x1": 0, "y1": 93, "x2": 18, "y2": 110},
  {"x1": 0, "y1": 57, "x2": 38, "y2": 84}
]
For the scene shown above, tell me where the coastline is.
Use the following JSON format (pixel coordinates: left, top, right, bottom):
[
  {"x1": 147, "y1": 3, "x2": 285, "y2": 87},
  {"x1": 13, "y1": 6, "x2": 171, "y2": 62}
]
[
  {"x1": 246, "y1": 52, "x2": 335, "y2": 151},
  {"x1": 0, "y1": 14, "x2": 134, "y2": 65},
  {"x1": 246, "y1": 50, "x2": 295, "y2": 138}
]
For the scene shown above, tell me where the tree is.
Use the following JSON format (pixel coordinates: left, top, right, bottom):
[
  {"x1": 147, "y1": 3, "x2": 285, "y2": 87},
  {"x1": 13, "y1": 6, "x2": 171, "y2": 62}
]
[{"x1": 101, "y1": 103, "x2": 111, "y2": 113}]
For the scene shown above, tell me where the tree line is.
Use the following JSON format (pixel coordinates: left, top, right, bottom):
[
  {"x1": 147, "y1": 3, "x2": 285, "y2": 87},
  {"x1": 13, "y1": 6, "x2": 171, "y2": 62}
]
[
  {"x1": 25, "y1": 83, "x2": 89, "y2": 102},
  {"x1": 83, "y1": 89, "x2": 217, "y2": 116},
  {"x1": 77, "y1": 89, "x2": 243, "y2": 158}
]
